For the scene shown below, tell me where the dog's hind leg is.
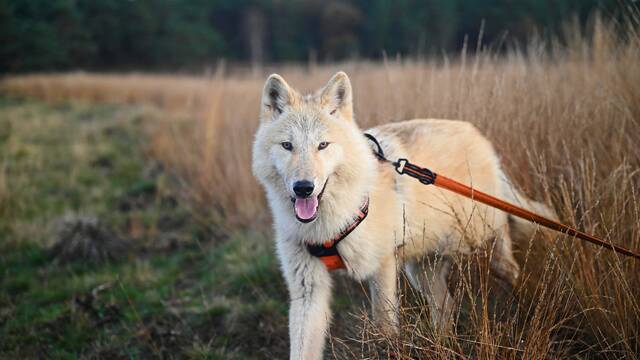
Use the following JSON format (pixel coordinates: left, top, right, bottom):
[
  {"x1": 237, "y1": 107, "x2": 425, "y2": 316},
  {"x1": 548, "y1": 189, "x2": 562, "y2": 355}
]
[
  {"x1": 369, "y1": 254, "x2": 399, "y2": 336},
  {"x1": 404, "y1": 256, "x2": 453, "y2": 332},
  {"x1": 489, "y1": 223, "x2": 520, "y2": 287}
]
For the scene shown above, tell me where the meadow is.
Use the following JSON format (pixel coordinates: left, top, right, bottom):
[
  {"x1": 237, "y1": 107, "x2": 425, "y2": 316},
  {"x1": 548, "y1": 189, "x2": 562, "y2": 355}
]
[{"x1": 1, "y1": 18, "x2": 639, "y2": 358}]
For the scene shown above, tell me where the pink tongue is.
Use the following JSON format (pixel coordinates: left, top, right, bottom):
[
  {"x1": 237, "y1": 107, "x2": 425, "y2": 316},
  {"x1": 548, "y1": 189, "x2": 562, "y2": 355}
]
[{"x1": 294, "y1": 196, "x2": 319, "y2": 220}]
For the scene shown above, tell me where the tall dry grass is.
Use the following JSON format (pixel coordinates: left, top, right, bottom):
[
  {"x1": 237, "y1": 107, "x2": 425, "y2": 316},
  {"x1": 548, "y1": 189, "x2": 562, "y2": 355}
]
[{"x1": 1, "y1": 15, "x2": 639, "y2": 358}]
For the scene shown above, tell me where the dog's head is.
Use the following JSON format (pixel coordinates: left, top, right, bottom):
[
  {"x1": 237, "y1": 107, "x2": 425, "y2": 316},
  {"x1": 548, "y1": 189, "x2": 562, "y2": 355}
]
[{"x1": 252, "y1": 72, "x2": 370, "y2": 224}]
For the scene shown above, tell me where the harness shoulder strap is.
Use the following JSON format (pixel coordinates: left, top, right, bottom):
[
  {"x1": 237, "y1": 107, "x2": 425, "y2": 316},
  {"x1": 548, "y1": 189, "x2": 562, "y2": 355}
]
[{"x1": 307, "y1": 197, "x2": 369, "y2": 270}]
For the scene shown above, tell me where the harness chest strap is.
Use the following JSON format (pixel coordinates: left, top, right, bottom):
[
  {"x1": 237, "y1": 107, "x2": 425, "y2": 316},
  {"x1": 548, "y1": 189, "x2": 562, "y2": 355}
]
[{"x1": 306, "y1": 197, "x2": 369, "y2": 270}]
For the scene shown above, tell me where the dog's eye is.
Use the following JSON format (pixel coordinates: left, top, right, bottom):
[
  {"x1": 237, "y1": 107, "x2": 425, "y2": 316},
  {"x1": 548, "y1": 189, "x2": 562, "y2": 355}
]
[
  {"x1": 318, "y1": 141, "x2": 329, "y2": 150},
  {"x1": 281, "y1": 142, "x2": 293, "y2": 151}
]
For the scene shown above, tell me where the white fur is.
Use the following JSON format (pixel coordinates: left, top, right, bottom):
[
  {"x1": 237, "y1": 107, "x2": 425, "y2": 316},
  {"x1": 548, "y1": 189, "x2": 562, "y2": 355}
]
[{"x1": 252, "y1": 72, "x2": 555, "y2": 359}]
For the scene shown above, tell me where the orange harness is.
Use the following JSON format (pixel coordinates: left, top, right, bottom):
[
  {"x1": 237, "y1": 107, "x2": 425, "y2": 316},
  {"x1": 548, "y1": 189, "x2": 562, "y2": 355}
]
[
  {"x1": 306, "y1": 197, "x2": 369, "y2": 270},
  {"x1": 307, "y1": 134, "x2": 640, "y2": 271}
]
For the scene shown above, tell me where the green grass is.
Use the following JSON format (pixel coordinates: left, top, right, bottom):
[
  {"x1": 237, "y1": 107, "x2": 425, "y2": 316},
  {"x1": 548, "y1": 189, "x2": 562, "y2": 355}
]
[{"x1": 0, "y1": 97, "x2": 288, "y2": 359}]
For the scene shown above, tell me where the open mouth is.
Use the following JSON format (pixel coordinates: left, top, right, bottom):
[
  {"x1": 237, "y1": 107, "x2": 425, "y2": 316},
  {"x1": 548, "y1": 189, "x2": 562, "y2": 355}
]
[{"x1": 291, "y1": 179, "x2": 328, "y2": 223}]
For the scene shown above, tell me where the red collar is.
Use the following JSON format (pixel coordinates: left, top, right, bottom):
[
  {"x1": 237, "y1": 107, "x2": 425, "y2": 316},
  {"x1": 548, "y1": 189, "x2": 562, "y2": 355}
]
[{"x1": 306, "y1": 197, "x2": 369, "y2": 270}]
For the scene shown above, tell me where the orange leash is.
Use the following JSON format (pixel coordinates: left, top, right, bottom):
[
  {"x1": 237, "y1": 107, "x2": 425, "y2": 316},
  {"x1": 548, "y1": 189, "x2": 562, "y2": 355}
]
[{"x1": 365, "y1": 134, "x2": 640, "y2": 261}]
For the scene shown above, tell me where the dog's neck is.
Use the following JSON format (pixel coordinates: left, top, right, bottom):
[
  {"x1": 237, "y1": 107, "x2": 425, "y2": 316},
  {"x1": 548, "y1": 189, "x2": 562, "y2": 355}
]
[{"x1": 297, "y1": 196, "x2": 369, "y2": 244}]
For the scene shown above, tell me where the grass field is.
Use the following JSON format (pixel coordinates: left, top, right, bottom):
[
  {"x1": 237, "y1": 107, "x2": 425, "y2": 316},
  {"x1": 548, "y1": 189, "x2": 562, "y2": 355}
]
[
  {"x1": 0, "y1": 98, "x2": 291, "y2": 358},
  {"x1": 1, "y1": 17, "x2": 639, "y2": 359}
]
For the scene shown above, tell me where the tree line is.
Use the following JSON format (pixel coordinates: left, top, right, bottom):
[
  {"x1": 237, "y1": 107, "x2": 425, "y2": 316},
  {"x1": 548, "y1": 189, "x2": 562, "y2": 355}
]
[{"x1": 0, "y1": 0, "x2": 624, "y2": 73}]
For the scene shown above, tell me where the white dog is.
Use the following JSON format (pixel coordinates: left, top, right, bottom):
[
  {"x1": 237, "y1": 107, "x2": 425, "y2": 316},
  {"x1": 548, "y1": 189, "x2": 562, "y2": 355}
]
[{"x1": 252, "y1": 72, "x2": 555, "y2": 359}]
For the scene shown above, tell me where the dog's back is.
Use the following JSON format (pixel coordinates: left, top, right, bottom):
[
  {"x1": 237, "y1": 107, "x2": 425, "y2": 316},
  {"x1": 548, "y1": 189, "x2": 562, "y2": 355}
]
[{"x1": 367, "y1": 119, "x2": 508, "y2": 258}]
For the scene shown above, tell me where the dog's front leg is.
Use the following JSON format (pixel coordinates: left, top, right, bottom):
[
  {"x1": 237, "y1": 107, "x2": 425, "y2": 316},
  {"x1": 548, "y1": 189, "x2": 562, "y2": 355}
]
[
  {"x1": 284, "y1": 254, "x2": 333, "y2": 360},
  {"x1": 369, "y1": 254, "x2": 399, "y2": 336}
]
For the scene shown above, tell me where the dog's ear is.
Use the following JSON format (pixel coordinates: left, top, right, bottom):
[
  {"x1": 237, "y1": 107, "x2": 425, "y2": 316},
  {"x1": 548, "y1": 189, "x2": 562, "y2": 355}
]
[
  {"x1": 261, "y1": 74, "x2": 294, "y2": 121},
  {"x1": 319, "y1": 71, "x2": 353, "y2": 121}
]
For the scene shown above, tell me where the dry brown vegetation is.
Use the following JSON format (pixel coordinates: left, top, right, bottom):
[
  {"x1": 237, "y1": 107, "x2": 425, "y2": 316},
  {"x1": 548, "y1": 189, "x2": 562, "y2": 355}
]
[{"x1": 2, "y1": 16, "x2": 639, "y2": 359}]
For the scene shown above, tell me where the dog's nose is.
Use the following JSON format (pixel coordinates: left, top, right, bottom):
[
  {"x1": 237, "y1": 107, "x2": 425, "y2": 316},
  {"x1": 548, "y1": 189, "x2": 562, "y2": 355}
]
[{"x1": 293, "y1": 180, "x2": 314, "y2": 198}]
